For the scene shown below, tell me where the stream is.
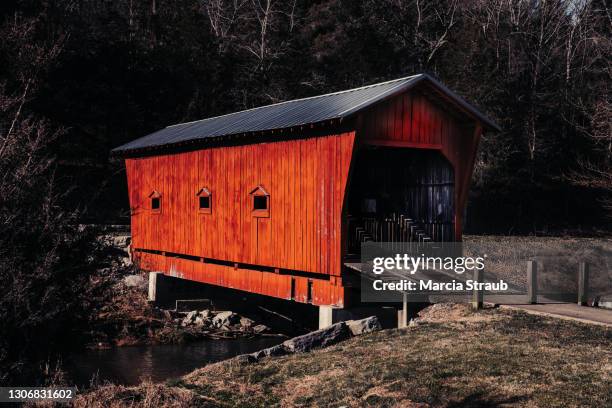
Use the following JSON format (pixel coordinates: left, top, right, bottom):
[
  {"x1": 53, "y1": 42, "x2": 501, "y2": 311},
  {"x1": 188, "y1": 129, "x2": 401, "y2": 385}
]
[{"x1": 66, "y1": 337, "x2": 283, "y2": 386}]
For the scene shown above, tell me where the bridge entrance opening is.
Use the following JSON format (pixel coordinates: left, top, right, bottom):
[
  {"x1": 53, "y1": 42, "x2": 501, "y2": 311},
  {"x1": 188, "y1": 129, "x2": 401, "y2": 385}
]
[{"x1": 345, "y1": 147, "x2": 455, "y2": 259}]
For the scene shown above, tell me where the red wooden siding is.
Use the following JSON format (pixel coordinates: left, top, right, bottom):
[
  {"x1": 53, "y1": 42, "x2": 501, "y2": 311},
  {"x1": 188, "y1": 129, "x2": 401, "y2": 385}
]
[
  {"x1": 125, "y1": 132, "x2": 355, "y2": 306},
  {"x1": 357, "y1": 90, "x2": 482, "y2": 240},
  {"x1": 136, "y1": 251, "x2": 346, "y2": 306}
]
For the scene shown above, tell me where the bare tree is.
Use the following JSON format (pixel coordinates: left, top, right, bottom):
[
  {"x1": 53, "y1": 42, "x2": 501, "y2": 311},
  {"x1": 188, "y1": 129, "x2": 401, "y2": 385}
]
[
  {"x1": 201, "y1": 0, "x2": 249, "y2": 45},
  {"x1": 243, "y1": 0, "x2": 297, "y2": 70},
  {"x1": 0, "y1": 15, "x2": 107, "y2": 384},
  {"x1": 425, "y1": 0, "x2": 458, "y2": 62},
  {"x1": 201, "y1": 0, "x2": 297, "y2": 71}
]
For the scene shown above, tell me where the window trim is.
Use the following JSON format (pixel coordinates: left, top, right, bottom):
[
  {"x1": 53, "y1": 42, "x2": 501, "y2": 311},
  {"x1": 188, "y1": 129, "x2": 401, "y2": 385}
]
[
  {"x1": 249, "y1": 185, "x2": 270, "y2": 218},
  {"x1": 196, "y1": 187, "x2": 212, "y2": 214},
  {"x1": 148, "y1": 191, "x2": 162, "y2": 214}
]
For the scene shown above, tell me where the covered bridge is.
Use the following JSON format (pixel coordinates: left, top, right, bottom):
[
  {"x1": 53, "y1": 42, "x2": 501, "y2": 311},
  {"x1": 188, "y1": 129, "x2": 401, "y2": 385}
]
[{"x1": 113, "y1": 74, "x2": 499, "y2": 310}]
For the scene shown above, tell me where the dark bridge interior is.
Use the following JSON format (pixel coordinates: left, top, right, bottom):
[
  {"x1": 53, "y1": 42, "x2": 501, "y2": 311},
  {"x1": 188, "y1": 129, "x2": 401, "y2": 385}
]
[{"x1": 346, "y1": 147, "x2": 455, "y2": 257}]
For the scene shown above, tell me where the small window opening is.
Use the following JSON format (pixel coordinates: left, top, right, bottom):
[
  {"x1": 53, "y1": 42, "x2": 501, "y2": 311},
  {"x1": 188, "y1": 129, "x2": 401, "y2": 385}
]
[
  {"x1": 290, "y1": 278, "x2": 296, "y2": 301},
  {"x1": 199, "y1": 196, "x2": 210, "y2": 210},
  {"x1": 149, "y1": 191, "x2": 162, "y2": 213},
  {"x1": 250, "y1": 185, "x2": 270, "y2": 217},
  {"x1": 196, "y1": 187, "x2": 212, "y2": 214},
  {"x1": 307, "y1": 280, "x2": 313, "y2": 303},
  {"x1": 253, "y1": 195, "x2": 268, "y2": 210}
]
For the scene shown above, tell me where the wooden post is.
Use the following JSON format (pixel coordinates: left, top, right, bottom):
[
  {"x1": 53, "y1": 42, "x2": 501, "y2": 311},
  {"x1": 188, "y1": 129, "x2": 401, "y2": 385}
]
[
  {"x1": 527, "y1": 260, "x2": 537, "y2": 304},
  {"x1": 471, "y1": 268, "x2": 484, "y2": 310},
  {"x1": 578, "y1": 262, "x2": 589, "y2": 306}
]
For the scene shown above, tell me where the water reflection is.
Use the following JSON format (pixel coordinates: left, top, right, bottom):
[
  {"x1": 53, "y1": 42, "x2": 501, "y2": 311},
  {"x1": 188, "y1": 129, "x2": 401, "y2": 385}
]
[{"x1": 67, "y1": 337, "x2": 283, "y2": 386}]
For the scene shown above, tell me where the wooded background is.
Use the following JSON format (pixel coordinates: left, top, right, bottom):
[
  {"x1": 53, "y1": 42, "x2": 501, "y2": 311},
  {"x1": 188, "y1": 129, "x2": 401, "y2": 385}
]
[
  {"x1": 1, "y1": 0, "x2": 610, "y2": 233},
  {"x1": 0, "y1": 0, "x2": 610, "y2": 385}
]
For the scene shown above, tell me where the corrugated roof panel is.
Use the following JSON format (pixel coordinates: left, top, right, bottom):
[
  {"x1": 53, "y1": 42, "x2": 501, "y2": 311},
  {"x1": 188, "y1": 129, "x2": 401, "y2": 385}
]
[{"x1": 113, "y1": 74, "x2": 499, "y2": 153}]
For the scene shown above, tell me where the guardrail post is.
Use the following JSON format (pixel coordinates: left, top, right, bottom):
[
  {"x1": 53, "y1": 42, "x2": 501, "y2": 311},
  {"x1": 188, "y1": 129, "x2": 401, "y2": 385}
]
[
  {"x1": 578, "y1": 262, "x2": 589, "y2": 306},
  {"x1": 399, "y1": 292, "x2": 409, "y2": 328},
  {"x1": 527, "y1": 260, "x2": 537, "y2": 304},
  {"x1": 472, "y1": 268, "x2": 484, "y2": 310}
]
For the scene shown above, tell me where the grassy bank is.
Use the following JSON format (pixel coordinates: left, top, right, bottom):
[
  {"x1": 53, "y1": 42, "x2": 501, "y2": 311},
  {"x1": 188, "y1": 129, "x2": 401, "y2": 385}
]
[{"x1": 74, "y1": 304, "x2": 611, "y2": 407}]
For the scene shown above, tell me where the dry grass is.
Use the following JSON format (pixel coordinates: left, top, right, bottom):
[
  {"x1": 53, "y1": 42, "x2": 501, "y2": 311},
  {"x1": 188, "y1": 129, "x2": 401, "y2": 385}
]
[
  {"x1": 72, "y1": 382, "x2": 199, "y2": 408},
  {"x1": 74, "y1": 304, "x2": 611, "y2": 407},
  {"x1": 86, "y1": 278, "x2": 173, "y2": 348}
]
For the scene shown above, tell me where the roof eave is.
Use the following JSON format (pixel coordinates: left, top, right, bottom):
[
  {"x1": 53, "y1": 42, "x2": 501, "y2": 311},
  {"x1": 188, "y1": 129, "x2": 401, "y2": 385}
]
[{"x1": 111, "y1": 117, "x2": 349, "y2": 157}]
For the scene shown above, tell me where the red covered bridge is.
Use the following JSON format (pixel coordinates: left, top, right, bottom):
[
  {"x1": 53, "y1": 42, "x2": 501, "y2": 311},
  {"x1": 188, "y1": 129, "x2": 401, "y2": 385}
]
[{"x1": 113, "y1": 74, "x2": 499, "y2": 312}]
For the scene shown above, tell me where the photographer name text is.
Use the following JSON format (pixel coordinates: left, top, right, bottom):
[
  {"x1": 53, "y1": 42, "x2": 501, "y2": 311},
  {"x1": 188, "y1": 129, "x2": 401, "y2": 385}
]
[{"x1": 372, "y1": 279, "x2": 509, "y2": 291}]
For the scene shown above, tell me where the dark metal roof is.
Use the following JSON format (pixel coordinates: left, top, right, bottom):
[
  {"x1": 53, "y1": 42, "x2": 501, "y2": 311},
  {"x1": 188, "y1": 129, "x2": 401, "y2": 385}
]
[{"x1": 113, "y1": 74, "x2": 499, "y2": 154}]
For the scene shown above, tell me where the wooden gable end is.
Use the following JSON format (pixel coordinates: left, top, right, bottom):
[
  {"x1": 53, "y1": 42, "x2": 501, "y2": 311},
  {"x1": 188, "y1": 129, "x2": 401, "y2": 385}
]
[{"x1": 355, "y1": 88, "x2": 483, "y2": 240}]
